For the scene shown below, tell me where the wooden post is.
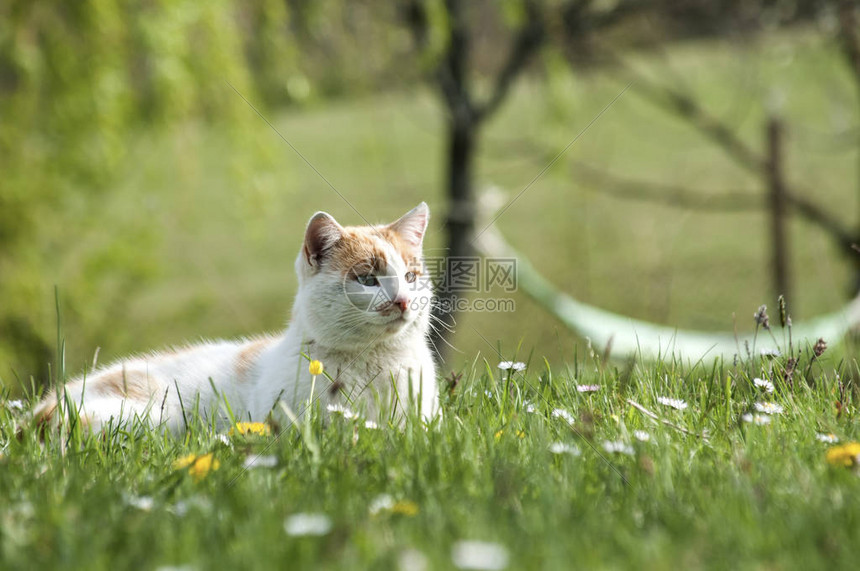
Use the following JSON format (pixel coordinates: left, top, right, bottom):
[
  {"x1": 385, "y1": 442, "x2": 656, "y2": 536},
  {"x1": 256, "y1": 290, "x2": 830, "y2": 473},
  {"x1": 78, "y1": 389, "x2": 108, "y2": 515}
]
[{"x1": 767, "y1": 117, "x2": 791, "y2": 306}]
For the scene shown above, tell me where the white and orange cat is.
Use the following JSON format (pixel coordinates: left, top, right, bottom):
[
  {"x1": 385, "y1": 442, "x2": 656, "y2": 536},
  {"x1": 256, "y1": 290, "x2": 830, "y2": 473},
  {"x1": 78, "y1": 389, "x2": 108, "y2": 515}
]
[{"x1": 35, "y1": 203, "x2": 439, "y2": 432}]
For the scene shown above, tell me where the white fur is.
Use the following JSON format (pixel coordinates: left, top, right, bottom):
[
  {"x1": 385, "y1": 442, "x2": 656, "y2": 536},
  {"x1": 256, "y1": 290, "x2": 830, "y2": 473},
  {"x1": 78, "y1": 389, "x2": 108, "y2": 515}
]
[{"x1": 38, "y1": 204, "x2": 439, "y2": 432}]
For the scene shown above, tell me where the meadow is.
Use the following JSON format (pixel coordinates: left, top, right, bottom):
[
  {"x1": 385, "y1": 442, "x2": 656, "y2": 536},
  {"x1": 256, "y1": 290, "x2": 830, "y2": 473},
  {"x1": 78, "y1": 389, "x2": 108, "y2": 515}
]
[
  {"x1": 2, "y1": 30, "x2": 860, "y2": 570},
  {"x1": 2, "y1": 342, "x2": 859, "y2": 569}
]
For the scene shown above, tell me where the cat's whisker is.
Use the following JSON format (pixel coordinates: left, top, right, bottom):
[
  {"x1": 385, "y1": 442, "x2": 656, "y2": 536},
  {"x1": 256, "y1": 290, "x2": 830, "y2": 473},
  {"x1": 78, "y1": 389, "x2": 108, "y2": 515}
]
[
  {"x1": 427, "y1": 321, "x2": 461, "y2": 354},
  {"x1": 429, "y1": 313, "x2": 456, "y2": 333}
]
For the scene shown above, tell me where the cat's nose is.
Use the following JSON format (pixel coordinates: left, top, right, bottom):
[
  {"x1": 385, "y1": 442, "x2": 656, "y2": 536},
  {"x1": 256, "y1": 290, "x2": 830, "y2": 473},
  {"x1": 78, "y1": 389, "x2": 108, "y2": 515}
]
[{"x1": 394, "y1": 296, "x2": 408, "y2": 313}]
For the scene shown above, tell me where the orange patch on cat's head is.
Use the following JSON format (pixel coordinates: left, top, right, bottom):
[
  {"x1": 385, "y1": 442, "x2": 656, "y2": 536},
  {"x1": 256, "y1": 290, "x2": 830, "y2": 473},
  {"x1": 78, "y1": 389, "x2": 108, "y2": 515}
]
[
  {"x1": 326, "y1": 227, "x2": 390, "y2": 275},
  {"x1": 302, "y1": 203, "x2": 428, "y2": 275},
  {"x1": 378, "y1": 226, "x2": 424, "y2": 271},
  {"x1": 327, "y1": 226, "x2": 425, "y2": 278}
]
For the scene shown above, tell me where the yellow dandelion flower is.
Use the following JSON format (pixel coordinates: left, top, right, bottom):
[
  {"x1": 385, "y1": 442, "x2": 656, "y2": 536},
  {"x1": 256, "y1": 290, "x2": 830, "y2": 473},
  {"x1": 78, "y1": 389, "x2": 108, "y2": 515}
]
[
  {"x1": 173, "y1": 453, "x2": 220, "y2": 482},
  {"x1": 494, "y1": 429, "x2": 525, "y2": 440},
  {"x1": 173, "y1": 454, "x2": 197, "y2": 470},
  {"x1": 391, "y1": 500, "x2": 419, "y2": 516},
  {"x1": 309, "y1": 360, "x2": 324, "y2": 376},
  {"x1": 826, "y1": 442, "x2": 860, "y2": 467},
  {"x1": 229, "y1": 422, "x2": 271, "y2": 437}
]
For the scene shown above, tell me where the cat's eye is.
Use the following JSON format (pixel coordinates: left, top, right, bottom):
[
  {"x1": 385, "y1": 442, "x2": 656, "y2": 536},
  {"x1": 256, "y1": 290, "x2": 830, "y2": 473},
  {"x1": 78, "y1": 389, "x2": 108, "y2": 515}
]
[
  {"x1": 405, "y1": 271, "x2": 417, "y2": 283},
  {"x1": 356, "y1": 274, "x2": 379, "y2": 287}
]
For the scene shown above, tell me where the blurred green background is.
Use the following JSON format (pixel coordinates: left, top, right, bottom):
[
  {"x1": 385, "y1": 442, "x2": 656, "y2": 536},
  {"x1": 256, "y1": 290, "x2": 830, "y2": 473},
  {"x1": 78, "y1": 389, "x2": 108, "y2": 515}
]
[{"x1": 1, "y1": 0, "x2": 858, "y2": 389}]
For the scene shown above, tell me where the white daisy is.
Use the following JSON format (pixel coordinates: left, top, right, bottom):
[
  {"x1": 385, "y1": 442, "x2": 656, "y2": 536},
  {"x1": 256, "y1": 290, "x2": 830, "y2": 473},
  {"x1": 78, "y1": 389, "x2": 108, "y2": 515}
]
[
  {"x1": 369, "y1": 494, "x2": 395, "y2": 515},
  {"x1": 548, "y1": 442, "x2": 581, "y2": 456},
  {"x1": 753, "y1": 378, "x2": 775, "y2": 393},
  {"x1": 523, "y1": 402, "x2": 537, "y2": 414},
  {"x1": 741, "y1": 413, "x2": 771, "y2": 425},
  {"x1": 284, "y1": 513, "x2": 332, "y2": 537},
  {"x1": 126, "y1": 495, "x2": 155, "y2": 511},
  {"x1": 602, "y1": 440, "x2": 634, "y2": 456},
  {"x1": 452, "y1": 541, "x2": 509, "y2": 570},
  {"x1": 215, "y1": 434, "x2": 232, "y2": 447},
  {"x1": 551, "y1": 408, "x2": 575, "y2": 424},
  {"x1": 243, "y1": 455, "x2": 277, "y2": 469},
  {"x1": 657, "y1": 396, "x2": 688, "y2": 411},
  {"x1": 497, "y1": 361, "x2": 526, "y2": 372},
  {"x1": 754, "y1": 402, "x2": 784, "y2": 415},
  {"x1": 633, "y1": 430, "x2": 651, "y2": 442},
  {"x1": 3, "y1": 399, "x2": 24, "y2": 411},
  {"x1": 364, "y1": 420, "x2": 379, "y2": 429},
  {"x1": 171, "y1": 496, "x2": 213, "y2": 517},
  {"x1": 816, "y1": 433, "x2": 839, "y2": 443},
  {"x1": 759, "y1": 348, "x2": 781, "y2": 358},
  {"x1": 326, "y1": 403, "x2": 359, "y2": 420},
  {"x1": 398, "y1": 549, "x2": 429, "y2": 571},
  {"x1": 576, "y1": 384, "x2": 600, "y2": 393}
]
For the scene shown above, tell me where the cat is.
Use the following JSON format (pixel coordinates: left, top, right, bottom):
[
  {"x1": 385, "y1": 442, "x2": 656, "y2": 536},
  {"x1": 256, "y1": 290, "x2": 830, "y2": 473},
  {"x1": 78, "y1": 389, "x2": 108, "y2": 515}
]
[{"x1": 34, "y1": 203, "x2": 440, "y2": 433}]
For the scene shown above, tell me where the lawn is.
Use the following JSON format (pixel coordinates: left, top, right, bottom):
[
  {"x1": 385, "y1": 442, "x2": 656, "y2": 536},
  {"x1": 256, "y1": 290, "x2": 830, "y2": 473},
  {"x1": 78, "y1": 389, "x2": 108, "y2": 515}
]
[{"x1": 2, "y1": 345, "x2": 858, "y2": 569}]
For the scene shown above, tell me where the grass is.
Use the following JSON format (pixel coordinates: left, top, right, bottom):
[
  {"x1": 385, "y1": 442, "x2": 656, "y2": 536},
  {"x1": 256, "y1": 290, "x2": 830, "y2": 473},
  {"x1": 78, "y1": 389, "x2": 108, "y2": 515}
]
[{"x1": 2, "y1": 337, "x2": 859, "y2": 569}]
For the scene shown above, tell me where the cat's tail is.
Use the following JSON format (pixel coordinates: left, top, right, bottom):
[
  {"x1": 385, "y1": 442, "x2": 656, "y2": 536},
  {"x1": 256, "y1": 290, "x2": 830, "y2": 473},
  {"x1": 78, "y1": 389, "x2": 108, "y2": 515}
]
[
  {"x1": 25, "y1": 370, "x2": 158, "y2": 438},
  {"x1": 24, "y1": 390, "x2": 94, "y2": 440},
  {"x1": 31, "y1": 393, "x2": 58, "y2": 435}
]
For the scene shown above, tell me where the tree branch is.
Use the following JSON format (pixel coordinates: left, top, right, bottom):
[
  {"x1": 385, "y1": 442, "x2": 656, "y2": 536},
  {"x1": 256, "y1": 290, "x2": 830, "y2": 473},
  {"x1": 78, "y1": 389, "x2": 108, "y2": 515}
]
[
  {"x1": 786, "y1": 192, "x2": 856, "y2": 250},
  {"x1": 612, "y1": 55, "x2": 761, "y2": 173},
  {"x1": 402, "y1": 0, "x2": 429, "y2": 48},
  {"x1": 573, "y1": 162, "x2": 762, "y2": 212},
  {"x1": 438, "y1": 0, "x2": 474, "y2": 123},
  {"x1": 474, "y1": 0, "x2": 545, "y2": 122},
  {"x1": 601, "y1": 51, "x2": 857, "y2": 250},
  {"x1": 402, "y1": 0, "x2": 475, "y2": 123},
  {"x1": 838, "y1": 0, "x2": 860, "y2": 91}
]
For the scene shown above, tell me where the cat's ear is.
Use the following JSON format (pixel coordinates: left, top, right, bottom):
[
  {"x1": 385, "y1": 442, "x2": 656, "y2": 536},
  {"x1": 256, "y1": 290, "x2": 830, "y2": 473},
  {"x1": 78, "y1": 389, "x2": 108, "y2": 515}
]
[
  {"x1": 388, "y1": 202, "x2": 429, "y2": 248},
  {"x1": 303, "y1": 212, "x2": 344, "y2": 269}
]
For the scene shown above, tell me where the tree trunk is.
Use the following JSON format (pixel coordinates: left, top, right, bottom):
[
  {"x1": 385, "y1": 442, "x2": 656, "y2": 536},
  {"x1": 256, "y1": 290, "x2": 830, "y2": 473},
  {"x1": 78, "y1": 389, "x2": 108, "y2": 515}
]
[{"x1": 431, "y1": 117, "x2": 475, "y2": 361}]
